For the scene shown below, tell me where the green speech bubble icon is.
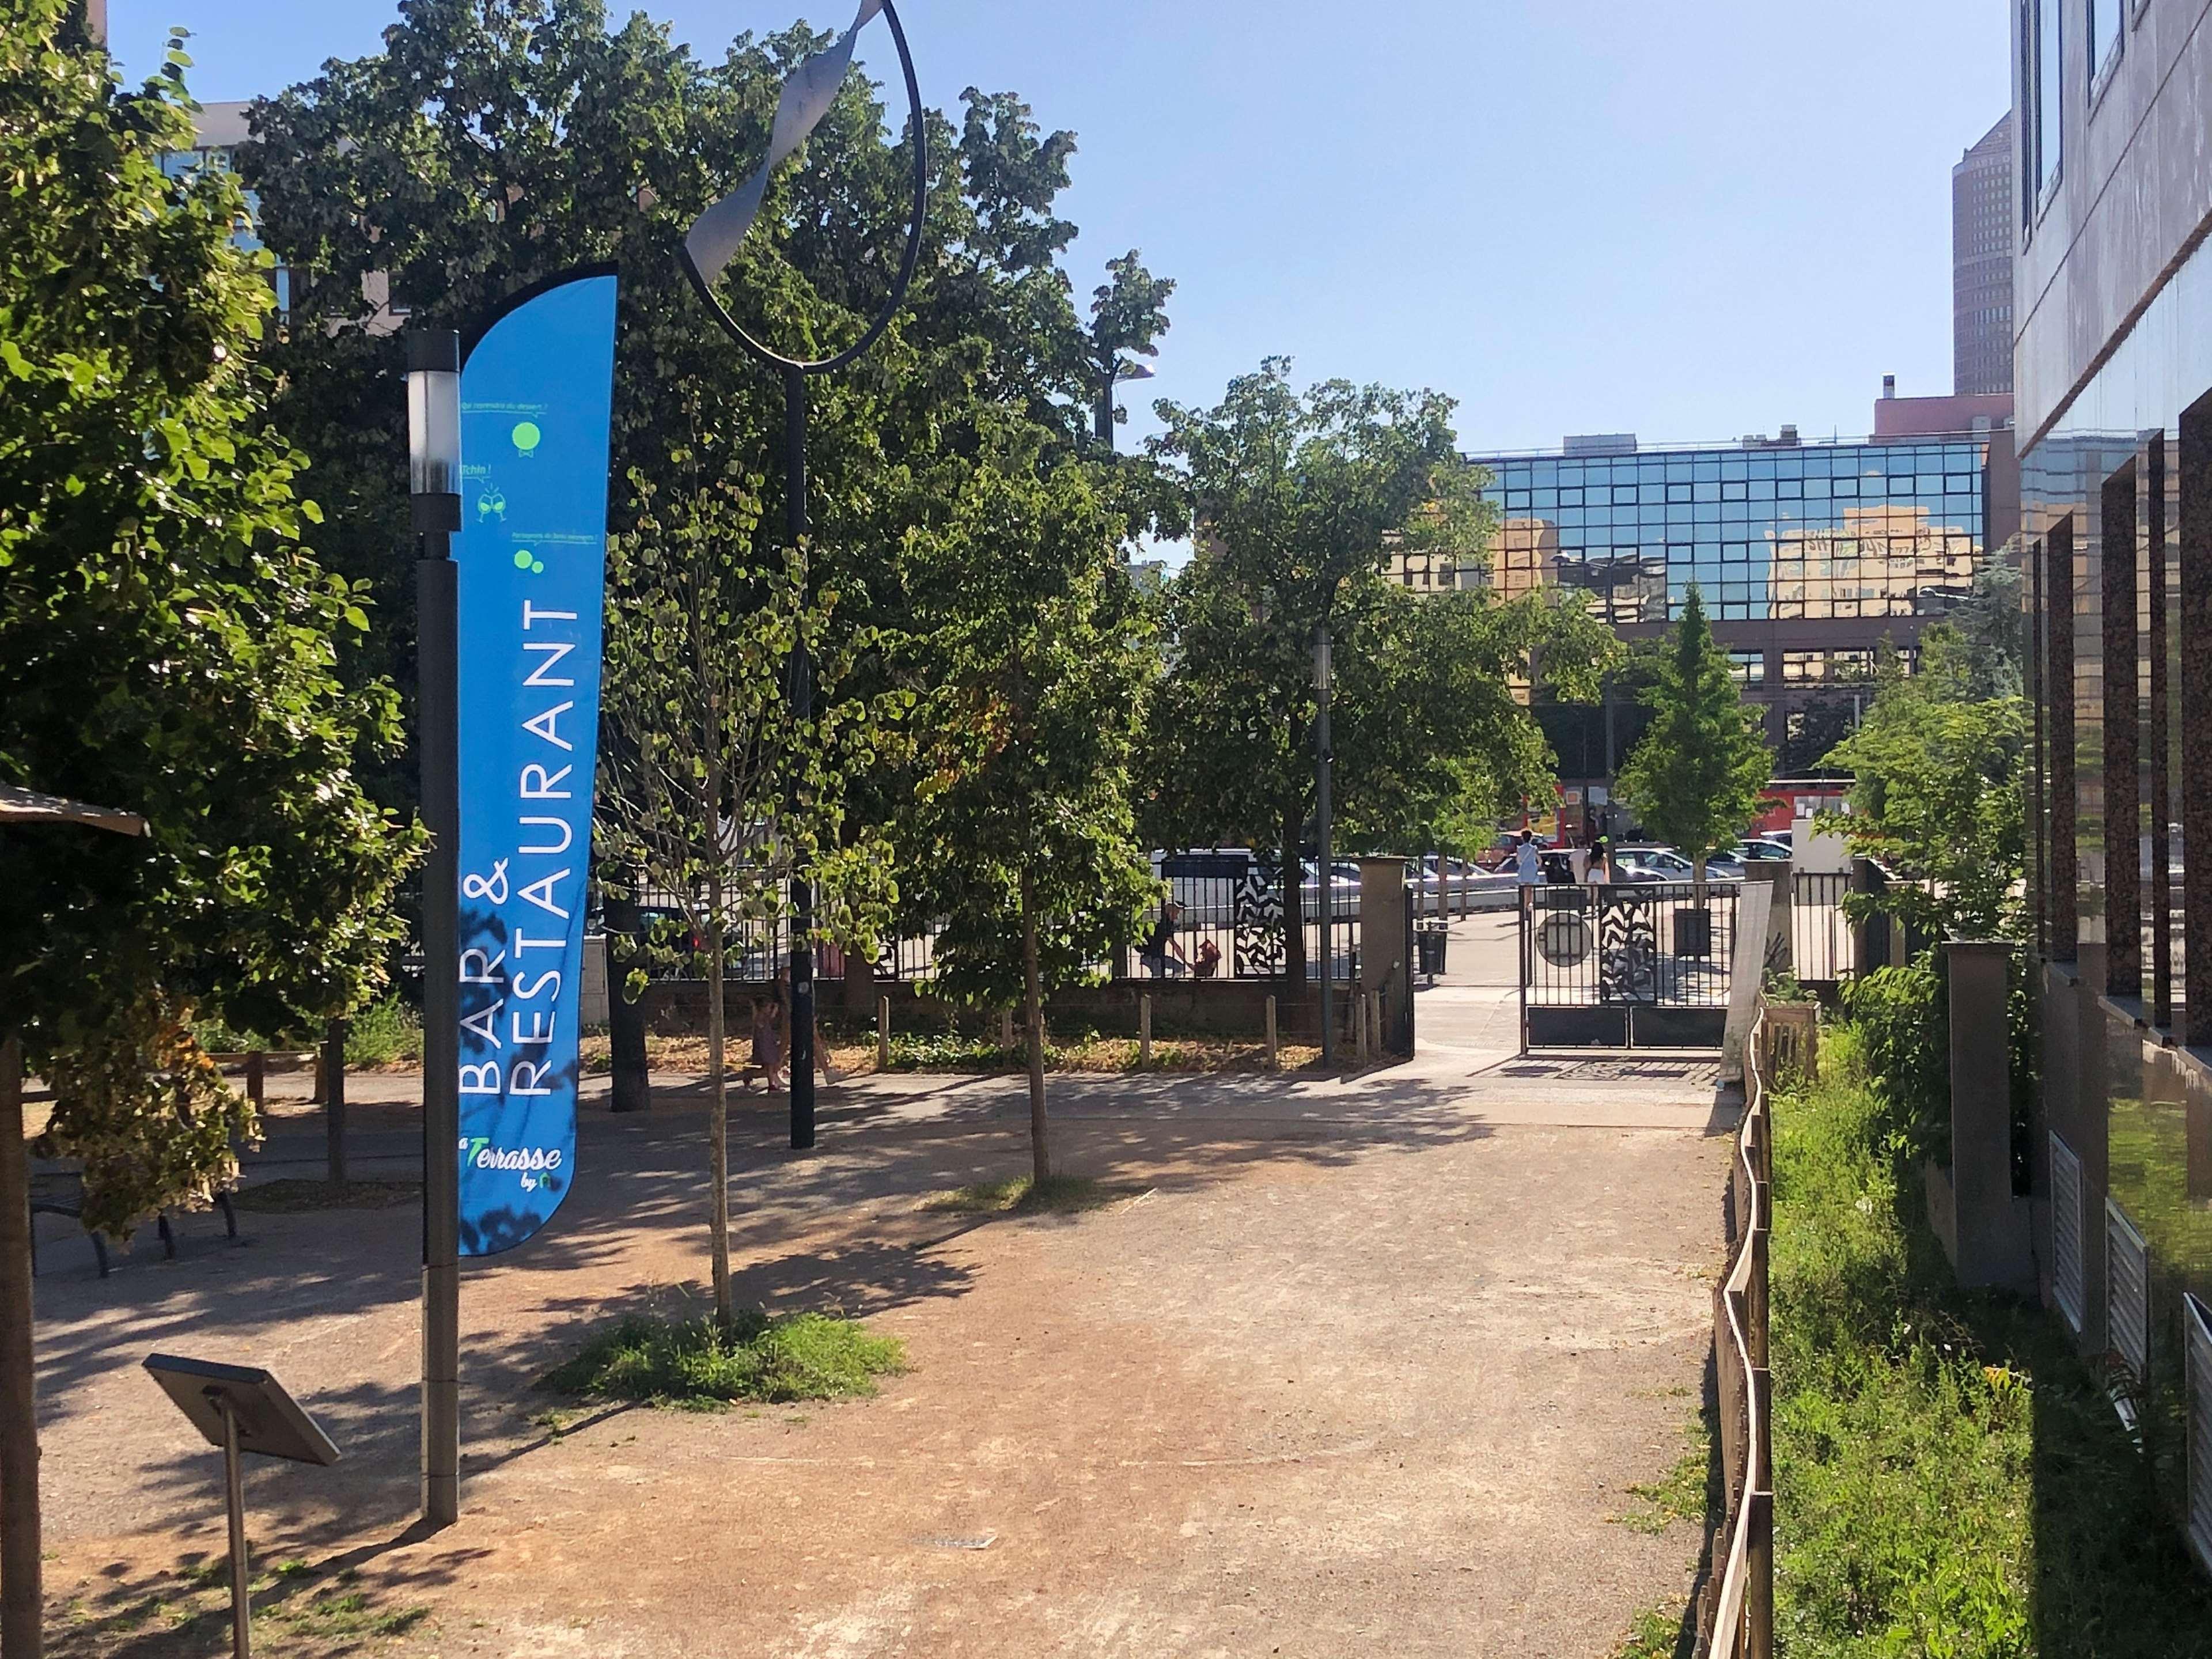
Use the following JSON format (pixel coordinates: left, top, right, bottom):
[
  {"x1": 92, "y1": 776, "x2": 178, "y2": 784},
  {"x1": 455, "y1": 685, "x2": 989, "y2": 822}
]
[{"x1": 511, "y1": 421, "x2": 542, "y2": 457}]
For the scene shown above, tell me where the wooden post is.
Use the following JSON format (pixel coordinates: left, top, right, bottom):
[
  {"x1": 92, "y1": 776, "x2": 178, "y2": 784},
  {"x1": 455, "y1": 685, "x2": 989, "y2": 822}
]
[
  {"x1": 1264, "y1": 995, "x2": 1278, "y2": 1070},
  {"x1": 1745, "y1": 1488, "x2": 1775, "y2": 1659},
  {"x1": 1354, "y1": 993, "x2": 1368, "y2": 1065},
  {"x1": 1139, "y1": 995, "x2": 1152, "y2": 1066},
  {"x1": 876, "y1": 996, "x2": 890, "y2": 1071},
  {"x1": 323, "y1": 1020, "x2": 347, "y2": 1188},
  {"x1": 244, "y1": 1049, "x2": 264, "y2": 1113},
  {"x1": 1, "y1": 1034, "x2": 40, "y2": 1659}
]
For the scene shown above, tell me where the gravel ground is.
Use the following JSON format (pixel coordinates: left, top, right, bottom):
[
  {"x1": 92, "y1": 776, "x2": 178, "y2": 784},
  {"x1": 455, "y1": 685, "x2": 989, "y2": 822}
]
[{"x1": 32, "y1": 916, "x2": 1729, "y2": 1658}]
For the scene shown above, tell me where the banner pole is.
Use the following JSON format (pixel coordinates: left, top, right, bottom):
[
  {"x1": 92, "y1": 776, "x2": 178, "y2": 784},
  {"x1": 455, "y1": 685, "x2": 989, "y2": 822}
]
[
  {"x1": 418, "y1": 546, "x2": 460, "y2": 1529},
  {"x1": 786, "y1": 364, "x2": 817, "y2": 1152}
]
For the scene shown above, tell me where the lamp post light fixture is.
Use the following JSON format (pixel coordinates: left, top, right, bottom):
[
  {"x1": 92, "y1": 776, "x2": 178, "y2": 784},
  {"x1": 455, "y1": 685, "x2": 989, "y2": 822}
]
[
  {"x1": 1095, "y1": 356, "x2": 1154, "y2": 453},
  {"x1": 679, "y1": 0, "x2": 926, "y2": 1152},
  {"x1": 405, "y1": 325, "x2": 463, "y2": 1528}
]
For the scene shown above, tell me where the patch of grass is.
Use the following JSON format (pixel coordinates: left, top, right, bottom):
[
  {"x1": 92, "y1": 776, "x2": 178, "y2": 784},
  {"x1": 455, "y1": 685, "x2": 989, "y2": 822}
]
[
  {"x1": 1771, "y1": 1023, "x2": 2212, "y2": 1657},
  {"x1": 343, "y1": 994, "x2": 423, "y2": 1067},
  {"x1": 228, "y1": 1179, "x2": 421, "y2": 1213},
  {"x1": 1612, "y1": 1406, "x2": 1714, "y2": 1535},
  {"x1": 1609, "y1": 1599, "x2": 1688, "y2": 1659},
  {"x1": 540, "y1": 1310, "x2": 906, "y2": 1409},
  {"x1": 921, "y1": 1174, "x2": 1122, "y2": 1215}
]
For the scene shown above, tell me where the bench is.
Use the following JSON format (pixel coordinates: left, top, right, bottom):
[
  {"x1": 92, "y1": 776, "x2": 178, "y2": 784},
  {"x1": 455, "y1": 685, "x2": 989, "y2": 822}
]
[{"x1": 28, "y1": 1172, "x2": 237, "y2": 1280}]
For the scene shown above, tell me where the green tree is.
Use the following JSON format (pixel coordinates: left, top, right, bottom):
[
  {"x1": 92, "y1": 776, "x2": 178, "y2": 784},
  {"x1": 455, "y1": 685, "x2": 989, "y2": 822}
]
[
  {"x1": 1820, "y1": 625, "x2": 2028, "y2": 941},
  {"x1": 1613, "y1": 584, "x2": 1771, "y2": 900},
  {"x1": 1332, "y1": 584, "x2": 1612, "y2": 855},
  {"x1": 596, "y1": 462, "x2": 895, "y2": 1330},
  {"x1": 1143, "y1": 362, "x2": 1608, "y2": 978},
  {"x1": 0, "y1": 9, "x2": 421, "y2": 1234},
  {"x1": 896, "y1": 423, "x2": 1157, "y2": 1181},
  {"x1": 1084, "y1": 249, "x2": 1173, "y2": 447}
]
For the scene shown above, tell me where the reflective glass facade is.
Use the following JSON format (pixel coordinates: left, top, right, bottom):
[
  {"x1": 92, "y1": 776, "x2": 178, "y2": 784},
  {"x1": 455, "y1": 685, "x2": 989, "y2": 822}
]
[{"x1": 1469, "y1": 440, "x2": 1987, "y2": 626}]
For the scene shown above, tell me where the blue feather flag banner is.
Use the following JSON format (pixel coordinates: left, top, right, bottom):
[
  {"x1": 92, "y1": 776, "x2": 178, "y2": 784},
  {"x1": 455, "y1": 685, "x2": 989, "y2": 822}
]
[{"x1": 452, "y1": 271, "x2": 618, "y2": 1257}]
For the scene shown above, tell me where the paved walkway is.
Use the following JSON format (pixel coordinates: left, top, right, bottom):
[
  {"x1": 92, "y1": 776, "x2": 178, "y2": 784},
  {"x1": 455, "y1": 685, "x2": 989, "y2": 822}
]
[{"x1": 32, "y1": 912, "x2": 1729, "y2": 1658}]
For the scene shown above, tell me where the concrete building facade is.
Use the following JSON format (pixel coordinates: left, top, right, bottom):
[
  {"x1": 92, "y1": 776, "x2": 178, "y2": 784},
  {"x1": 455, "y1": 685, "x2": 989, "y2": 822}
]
[{"x1": 2013, "y1": 0, "x2": 2212, "y2": 1576}]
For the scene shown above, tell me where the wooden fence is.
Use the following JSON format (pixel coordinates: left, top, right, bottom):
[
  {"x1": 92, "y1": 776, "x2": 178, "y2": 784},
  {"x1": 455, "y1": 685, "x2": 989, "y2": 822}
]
[{"x1": 1698, "y1": 1003, "x2": 1781, "y2": 1657}]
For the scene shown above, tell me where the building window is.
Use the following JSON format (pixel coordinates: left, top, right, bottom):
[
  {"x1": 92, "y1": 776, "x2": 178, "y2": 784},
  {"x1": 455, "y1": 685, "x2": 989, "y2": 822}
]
[
  {"x1": 2025, "y1": 0, "x2": 2063, "y2": 225},
  {"x1": 2088, "y1": 0, "x2": 2124, "y2": 98},
  {"x1": 2103, "y1": 460, "x2": 2140, "y2": 999},
  {"x1": 2180, "y1": 391, "x2": 2212, "y2": 1046},
  {"x1": 2149, "y1": 435, "x2": 2175, "y2": 1026},
  {"x1": 1727, "y1": 650, "x2": 1766, "y2": 686},
  {"x1": 2048, "y1": 517, "x2": 2078, "y2": 962}
]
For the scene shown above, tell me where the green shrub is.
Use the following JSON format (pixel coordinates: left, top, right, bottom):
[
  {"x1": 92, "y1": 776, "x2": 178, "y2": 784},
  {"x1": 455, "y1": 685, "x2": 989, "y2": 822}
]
[
  {"x1": 540, "y1": 1310, "x2": 905, "y2": 1408},
  {"x1": 1838, "y1": 956, "x2": 1949, "y2": 1160},
  {"x1": 1771, "y1": 1024, "x2": 2212, "y2": 1656},
  {"x1": 343, "y1": 994, "x2": 422, "y2": 1067}
]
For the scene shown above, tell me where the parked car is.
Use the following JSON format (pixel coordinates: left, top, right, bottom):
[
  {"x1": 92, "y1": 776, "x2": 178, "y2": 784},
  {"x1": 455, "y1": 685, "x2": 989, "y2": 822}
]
[
  {"x1": 1611, "y1": 844, "x2": 1744, "y2": 884},
  {"x1": 1736, "y1": 838, "x2": 1794, "y2": 862}
]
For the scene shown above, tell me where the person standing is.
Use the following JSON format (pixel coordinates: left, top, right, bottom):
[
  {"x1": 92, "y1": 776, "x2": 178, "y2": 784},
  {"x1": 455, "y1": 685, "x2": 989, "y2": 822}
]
[
  {"x1": 1513, "y1": 830, "x2": 1541, "y2": 921},
  {"x1": 1585, "y1": 837, "x2": 1613, "y2": 885},
  {"x1": 1138, "y1": 899, "x2": 1189, "y2": 978}
]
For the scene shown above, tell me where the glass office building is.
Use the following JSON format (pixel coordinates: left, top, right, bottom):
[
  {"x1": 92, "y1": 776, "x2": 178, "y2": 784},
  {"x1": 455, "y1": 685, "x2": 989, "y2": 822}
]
[{"x1": 1447, "y1": 435, "x2": 1996, "y2": 775}]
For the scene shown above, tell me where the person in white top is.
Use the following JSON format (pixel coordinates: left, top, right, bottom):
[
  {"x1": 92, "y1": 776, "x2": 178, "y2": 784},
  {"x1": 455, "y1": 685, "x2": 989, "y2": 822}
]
[
  {"x1": 1513, "y1": 831, "x2": 1540, "y2": 887},
  {"x1": 1585, "y1": 838, "x2": 1612, "y2": 884}
]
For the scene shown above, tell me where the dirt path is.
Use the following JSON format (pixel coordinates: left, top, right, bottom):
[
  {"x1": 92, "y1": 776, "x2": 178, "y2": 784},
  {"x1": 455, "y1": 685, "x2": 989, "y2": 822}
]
[{"x1": 33, "y1": 942, "x2": 1728, "y2": 1658}]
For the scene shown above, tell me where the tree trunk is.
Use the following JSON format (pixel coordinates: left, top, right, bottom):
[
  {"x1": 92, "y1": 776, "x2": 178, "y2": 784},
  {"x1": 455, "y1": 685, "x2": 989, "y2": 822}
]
[
  {"x1": 604, "y1": 887, "x2": 651, "y2": 1114},
  {"x1": 0, "y1": 1033, "x2": 40, "y2": 1659},
  {"x1": 704, "y1": 907, "x2": 733, "y2": 1334},
  {"x1": 1281, "y1": 804, "x2": 1306, "y2": 994},
  {"x1": 323, "y1": 1018, "x2": 347, "y2": 1187},
  {"x1": 1020, "y1": 869, "x2": 1050, "y2": 1186}
]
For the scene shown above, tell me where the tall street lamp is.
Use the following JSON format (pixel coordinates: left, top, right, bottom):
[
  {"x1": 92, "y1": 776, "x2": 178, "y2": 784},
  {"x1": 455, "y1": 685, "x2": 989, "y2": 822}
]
[
  {"x1": 1095, "y1": 357, "x2": 1153, "y2": 453},
  {"x1": 680, "y1": 0, "x2": 926, "y2": 1152},
  {"x1": 406, "y1": 326, "x2": 463, "y2": 1527},
  {"x1": 1314, "y1": 624, "x2": 1335, "y2": 1066}
]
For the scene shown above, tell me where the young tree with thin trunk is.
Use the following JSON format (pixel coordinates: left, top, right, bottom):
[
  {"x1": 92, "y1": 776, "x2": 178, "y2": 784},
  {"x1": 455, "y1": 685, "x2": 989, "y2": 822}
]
[
  {"x1": 896, "y1": 423, "x2": 1157, "y2": 1184},
  {"x1": 596, "y1": 466, "x2": 893, "y2": 1330},
  {"x1": 1614, "y1": 584, "x2": 1772, "y2": 903}
]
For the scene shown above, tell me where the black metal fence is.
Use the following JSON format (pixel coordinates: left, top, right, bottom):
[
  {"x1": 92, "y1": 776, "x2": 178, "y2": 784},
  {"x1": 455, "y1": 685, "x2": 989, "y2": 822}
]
[
  {"x1": 1522, "y1": 882, "x2": 1741, "y2": 1050},
  {"x1": 1790, "y1": 871, "x2": 1854, "y2": 986},
  {"x1": 600, "y1": 858, "x2": 1372, "y2": 989},
  {"x1": 1132, "y1": 857, "x2": 1359, "y2": 982}
]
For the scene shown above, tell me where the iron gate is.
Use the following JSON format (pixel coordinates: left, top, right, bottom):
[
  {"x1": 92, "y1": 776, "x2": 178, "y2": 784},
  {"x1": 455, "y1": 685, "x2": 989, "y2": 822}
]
[{"x1": 1520, "y1": 882, "x2": 1740, "y2": 1051}]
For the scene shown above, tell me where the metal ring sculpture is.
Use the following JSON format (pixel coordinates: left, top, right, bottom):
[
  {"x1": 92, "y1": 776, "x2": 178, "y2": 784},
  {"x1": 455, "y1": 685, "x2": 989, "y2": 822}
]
[{"x1": 677, "y1": 0, "x2": 926, "y2": 376}]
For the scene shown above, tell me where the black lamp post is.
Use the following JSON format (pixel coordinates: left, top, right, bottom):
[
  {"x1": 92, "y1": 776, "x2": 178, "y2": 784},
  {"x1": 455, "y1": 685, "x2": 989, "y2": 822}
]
[
  {"x1": 405, "y1": 326, "x2": 461, "y2": 1527},
  {"x1": 680, "y1": 0, "x2": 926, "y2": 1151},
  {"x1": 1094, "y1": 356, "x2": 1154, "y2": 453},
  {"x1": 1315, "y1": 623, "x2": 1335, "y2": 1066}
]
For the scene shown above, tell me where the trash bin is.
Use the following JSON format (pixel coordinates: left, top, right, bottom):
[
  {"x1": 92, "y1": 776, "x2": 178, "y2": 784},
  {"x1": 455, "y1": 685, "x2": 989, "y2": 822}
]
[{"x1": 1416, "y1": 925, "x2": 1448, "y2": 975}]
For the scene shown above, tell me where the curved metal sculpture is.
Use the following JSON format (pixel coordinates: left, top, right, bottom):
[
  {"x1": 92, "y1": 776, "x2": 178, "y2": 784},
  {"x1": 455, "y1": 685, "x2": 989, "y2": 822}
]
[
  {"x1": 679, "y1": 0, "x2": 926, "y2": 1150},
  {"x1": 679, "y1": 0, "x2": 927, "y2": 375}
]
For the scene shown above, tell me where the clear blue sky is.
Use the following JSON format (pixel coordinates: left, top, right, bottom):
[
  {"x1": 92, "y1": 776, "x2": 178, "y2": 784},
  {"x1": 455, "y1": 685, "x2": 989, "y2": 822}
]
[{"x1": 108, "y1": 1, "x2": 2010, "y2": 455}]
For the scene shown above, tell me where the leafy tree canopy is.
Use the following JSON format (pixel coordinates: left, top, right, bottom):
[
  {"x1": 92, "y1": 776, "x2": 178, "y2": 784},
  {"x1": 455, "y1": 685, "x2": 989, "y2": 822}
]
[
  {"x1": 1141, "y1": 362, "x2": 1614, "y2": 971},
  {"x1": 1820, "y1": 624, "x2": 2027, "y2": 941},
  {"x1": 895, "y1": 415, "x2": 1157, "y2": 1010},
  {"x1": 1614, "y1": 584, "x2": 1771, "y2": 870},
  {"x1": 0, "y1": 9, "x2": 421, "y2": 1230}
]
